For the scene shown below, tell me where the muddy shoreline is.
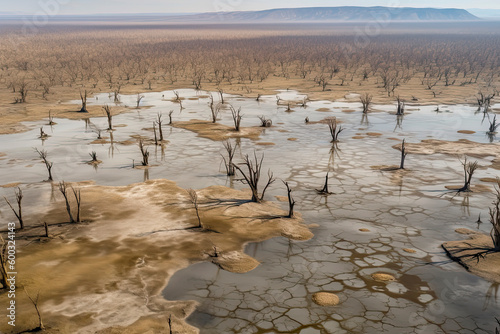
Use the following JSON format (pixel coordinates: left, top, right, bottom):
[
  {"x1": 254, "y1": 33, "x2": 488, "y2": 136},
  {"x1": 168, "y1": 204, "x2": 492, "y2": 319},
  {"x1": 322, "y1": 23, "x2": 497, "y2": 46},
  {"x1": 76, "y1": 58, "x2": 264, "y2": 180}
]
[
  {"x1": 0, "y1": 179, "x2": 312, "y2": 333},
  {"x1": 442, "y1": 229, "x2": 500, "y2": 285}
]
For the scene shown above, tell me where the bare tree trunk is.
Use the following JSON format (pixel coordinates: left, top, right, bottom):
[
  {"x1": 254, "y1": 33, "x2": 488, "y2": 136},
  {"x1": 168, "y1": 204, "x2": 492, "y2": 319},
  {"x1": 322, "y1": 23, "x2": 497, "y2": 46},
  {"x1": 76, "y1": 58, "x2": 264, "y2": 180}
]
[
  {"x1": 59, "y1": 182, "x2": 75, "y2": 223},
  {"x1": 457, "y1": 157, "x2": 479, "y2": 192},
  {"x1": 139, "y1": 140, "x2": 149, "y2": 166},
  {"x1": 24, "y1": 288, "x2": 44, "y2": 331},
  {"x1": 187, "y1": 189, "x2": 202, "y2": 228},
  {"x1": 209, "y1": 95, "x2": 221, "y2": 123},
  {"x1": 488, "y1": 115, "x2": 499, "y2": 134},
  {"x1": 283, "y1": 181, "x2": 295, "y2": 218},
  {"x1": 327, "y1": 118, "x2": 343, "y2": 142},
  {"x1": 222, "y1": 140, "x2": 236, "y2": 176},
  {"x1": 399, "y1": 139, "x2": 408, "y2": 169},
  {"x1": 3, "y1": 187, "x2": 23, "y2": 229},
  {"x1": 489, "y1": 185, "x2": 500, "y2": 250},
  {"x1": 39, "y1": 127, "x2": 48, "y2": 140},
  {"x1": 229, "y1": 105, "x2": 242, "y2": 131},
  {"x1": 35, "y1": 148, "x2": 53, "y2": 181},
  {"x1": 18, "y1": 82, "x2": 28, "y2": 103},
  {"x1": 153, "y1": 122, "x2": 158, "y2": 146},
  {"x1": 360, "y1": 93, "x2": 372, "y2": 114},
  {"x1": 48, "y1": 111, "x2": 55, "y2": 125},
  {"x1": 72, "y1": 187, "x2": 81, "y2": 223},
  {"x1": 173, "y1": 91, "x2": 180, "y2": 102},
  {"x1": 156, "y1": 113, "x2": 164, "y2": 141},
  {"x1": 80, "y1": 90, "x2": 88, "y2": 113},
  {"x1": 136, "y1": 94, "x2": 144, "y2": 109},
  {"x1": 396, "y1": 96, "x2": 405, "y2": 116},
  {"x1": 103, "y1": 105, "x2": 112, "y2": 130},
  {"x1": 316, "y1": 173, "x2": 332, "y2": 195},
  {"x1": 218, "y1": 88, "x2": 224, "y2": 104},
  {"x1": 168, "y1": 110, "x2": 173, "y2": 125},
  {"x1": 232, "y1": 152, "x2": 275, "y2": 203}
]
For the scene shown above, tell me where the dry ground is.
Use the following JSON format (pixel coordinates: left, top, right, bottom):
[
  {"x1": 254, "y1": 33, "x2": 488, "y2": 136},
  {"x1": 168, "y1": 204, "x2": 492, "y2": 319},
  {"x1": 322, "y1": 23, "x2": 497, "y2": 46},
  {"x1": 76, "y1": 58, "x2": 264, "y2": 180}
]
[
  {"x1": 0, "y1": 22, "x2": 499, "y2": 134},
  {"x1": 0, "y1": 180, "x2": 312, "y2": 333}
]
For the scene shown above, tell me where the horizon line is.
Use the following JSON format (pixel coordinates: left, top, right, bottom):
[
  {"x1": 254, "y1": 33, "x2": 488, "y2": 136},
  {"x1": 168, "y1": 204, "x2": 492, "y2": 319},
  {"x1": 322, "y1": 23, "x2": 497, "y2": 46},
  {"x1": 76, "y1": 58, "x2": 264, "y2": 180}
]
[{"x1": 0, "y1": 6, "x2": 499, "y2": 16}]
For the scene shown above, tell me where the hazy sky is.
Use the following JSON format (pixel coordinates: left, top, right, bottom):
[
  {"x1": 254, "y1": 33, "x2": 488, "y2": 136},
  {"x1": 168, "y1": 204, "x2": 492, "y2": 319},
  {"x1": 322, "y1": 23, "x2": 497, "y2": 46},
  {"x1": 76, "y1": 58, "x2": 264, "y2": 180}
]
[{"x1": 3, "y1": 0, "x2": 498, "y2": 15}]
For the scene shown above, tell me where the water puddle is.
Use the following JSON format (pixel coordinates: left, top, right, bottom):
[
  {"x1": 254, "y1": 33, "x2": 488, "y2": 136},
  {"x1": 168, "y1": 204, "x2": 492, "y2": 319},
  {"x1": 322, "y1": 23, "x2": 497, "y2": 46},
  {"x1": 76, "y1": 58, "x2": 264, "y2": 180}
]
[{"x1": 0, "y1": 89, "x2": 498, "y2": 333}]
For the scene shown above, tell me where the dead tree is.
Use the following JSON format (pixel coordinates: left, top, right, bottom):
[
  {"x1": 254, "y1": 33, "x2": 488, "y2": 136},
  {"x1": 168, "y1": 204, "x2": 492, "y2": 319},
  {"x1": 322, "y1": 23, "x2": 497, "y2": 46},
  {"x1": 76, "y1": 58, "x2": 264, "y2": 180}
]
[
  {"x1": 431, "y1": 90, "x2": 441, "y2": 98},
  {"x1": 79, "y1": 90, "x2": 88, "y2": 113},
  {"x1": 24, "y1": 288, "x2": 44, "y2": 331},
  {"x1": 193, "y1": 73, "x2": 203, "y2": 90},
  {"x1": 48, "y1": 111, "x2": 55, "y2": 125},
  {"x1": 18, "y1": 81, "x2": 28, "y2": 103},
  {"x1": 456, "y1": 157, "x2": 479, "y2": 192},
  {"x1": 153, "y1": 122, "x2": 158, "y2": 145},
  {"x1": 103, "y1": 105, "x2": 112, "y2": 130},
  {"x1": 39, "y1": 127, "x2": 48, "y2": 139},
  {"x1": 327, "y1": 118, "x2": 343, "y2": 142},
  {"x1": 94, "y1": 128, "x2": 103, "y2": 139},
  {"x1": 209, "y1": 95, "x2": 221, "y2": 123},
  {"x1": 156, "y1": 113, "x2": 164, "y2": 141},
  {"x1": 59, "y1": 181, "x2": 75, "y2": 223},
  {"x1": 399, "y1": 139, "x2": 408, "y2": 169},
  {"x1": 4, "y1": 187, "x2": 23, "y2": 229},
  {"x1": 136, "y1": 94, "x2": 145, "y2": 109},
  {"x1": 173, "y1": 91, "x2": 180, "y2": 102},
  {"x1": 298, "y1": 97, "x2": 308, "y2": 108},
  {"x1": 139, "y1": 140, "x2": 149, "y2": 166},
  {"x1": 477, "y1": 91, "x2": 496, "y2": 112},
  {"x1": 221, "y1": 140, "x2": 236, "y2": 176},
  {"x1": 488, "y1": 115, "x2": 499, "y2": 134},
  {"x1": 218, "y1": 88, "x2": 225, "y2": 104},
  {"x1": 283, "y1": 181, "x2": 295, "y2": 218},
  {"x1": 113, "y1": 86, "x2": 121, "y2": 103},
  {"x1": 187, "y1": 189, "x2": 202, "y2": 229},
  {"x1": 258, "y1": 116, "x2": 272, "y2": 127},
  {"x1": 317, "y1": 75, "x2": 329, "y2": 91},
  {"x1": 425, "y1": 77, "x2": 438, "y2": 91},
  {"x1": 168, "y1": 110, "x2": 174, "y2": 125},
  {"x1": 489, "y1": 184, "x2": 500, "y2": 250},
  {"x1": 396, "y1": 96, "x2": 405, "y2": 116},
  {"x1": 72, "y1": 187, "x2": 81, "y2": 223},
  {"x1": 232, "y1": 152, "x2": 275, "y2": 203},
  {"x1": 229, "y1": 105, "x2": 242, "y2": 131},
  {"x1": 360, "y1": 93, "x2": 372, "y2": 114},
  {"x1": 35, "y1": 148, "x2": 53, "y2": 181},
  {"x1": 316, "y1": 173, "x2": 333, "y2": 195}
]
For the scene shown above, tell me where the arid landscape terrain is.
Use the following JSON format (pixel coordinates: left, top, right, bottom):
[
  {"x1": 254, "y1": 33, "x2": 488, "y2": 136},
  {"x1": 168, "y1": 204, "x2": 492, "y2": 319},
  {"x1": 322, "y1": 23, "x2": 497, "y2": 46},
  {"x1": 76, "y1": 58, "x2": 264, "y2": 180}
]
[{"x1": 0, "y1": 8, "x2": 500, "y2": 334}]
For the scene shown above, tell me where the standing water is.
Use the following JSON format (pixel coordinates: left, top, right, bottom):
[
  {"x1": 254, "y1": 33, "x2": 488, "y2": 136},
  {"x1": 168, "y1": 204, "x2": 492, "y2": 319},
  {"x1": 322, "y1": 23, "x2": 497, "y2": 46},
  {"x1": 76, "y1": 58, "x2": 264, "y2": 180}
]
[{"x1": 0, "y1": 89, "x2": 498, "y2": 333}]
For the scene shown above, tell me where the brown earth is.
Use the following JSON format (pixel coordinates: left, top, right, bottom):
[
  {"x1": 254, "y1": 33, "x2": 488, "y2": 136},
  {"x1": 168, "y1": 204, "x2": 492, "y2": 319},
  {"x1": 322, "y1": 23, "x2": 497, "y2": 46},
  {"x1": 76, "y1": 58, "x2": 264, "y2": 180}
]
[
  {"x1": 0, "y1": 179, "x2": 312, "y2": 334},
  {"x1": 442, "y1": 229, "x2": 500, "y2": 284},
  {"x1": 171, "y1": 120, "x2": 263, "y2": 141}
]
